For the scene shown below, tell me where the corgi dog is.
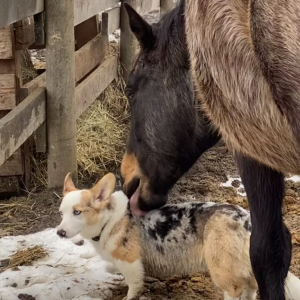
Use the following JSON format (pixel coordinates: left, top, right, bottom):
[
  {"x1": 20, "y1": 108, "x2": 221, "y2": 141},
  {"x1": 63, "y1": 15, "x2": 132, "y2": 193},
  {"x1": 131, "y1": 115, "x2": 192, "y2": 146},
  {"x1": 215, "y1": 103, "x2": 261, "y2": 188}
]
[{"x1": 57, "y1": 173, "x2": 300, "y2": 300}]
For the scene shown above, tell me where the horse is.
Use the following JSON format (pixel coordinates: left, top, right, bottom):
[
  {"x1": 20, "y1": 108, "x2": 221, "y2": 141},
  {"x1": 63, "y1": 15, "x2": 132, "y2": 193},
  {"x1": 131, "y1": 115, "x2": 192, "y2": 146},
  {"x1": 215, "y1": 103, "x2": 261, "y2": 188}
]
[{"x1": 121, "y1": 1, "x2": 300, "y2": 300}]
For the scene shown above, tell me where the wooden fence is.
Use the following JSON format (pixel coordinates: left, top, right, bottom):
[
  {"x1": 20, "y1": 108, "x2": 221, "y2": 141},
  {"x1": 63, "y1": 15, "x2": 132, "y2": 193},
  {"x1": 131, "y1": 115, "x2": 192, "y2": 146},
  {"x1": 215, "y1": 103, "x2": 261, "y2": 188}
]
[{"x1": 0, "y1": 0, "x2": 175, "y2": 194}]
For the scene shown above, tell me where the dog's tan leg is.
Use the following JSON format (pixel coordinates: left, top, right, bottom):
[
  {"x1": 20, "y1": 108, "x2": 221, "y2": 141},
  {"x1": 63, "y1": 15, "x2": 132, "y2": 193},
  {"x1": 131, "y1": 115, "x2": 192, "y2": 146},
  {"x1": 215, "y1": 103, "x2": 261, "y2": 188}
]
[
  {"x1": 116, "y1": 259, "x2": 144, "y2": 300},
  {"x1": 241, "y1": 278, "x2": 257, "y2": 300},
  {"x1": 224, "y1": 291, "x2": 241, "y2": 300},
  {"x1": 203, "y1": 215, "x2": 253, "y2": 299},
  {"x1": 207, "y1": 264, "x2": 243, "y2": 299},
  {"x1": 241, "y1": 287, "x2": 257, "y2": 300}
]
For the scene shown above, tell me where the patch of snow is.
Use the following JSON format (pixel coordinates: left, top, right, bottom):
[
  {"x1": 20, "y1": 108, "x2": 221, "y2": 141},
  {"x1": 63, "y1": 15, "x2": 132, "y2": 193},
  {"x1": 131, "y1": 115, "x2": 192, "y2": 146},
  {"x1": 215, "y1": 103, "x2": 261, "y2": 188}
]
[
  {"x1": 109, "y1": 29, "x2": 121, "y2": 43},
  {"x1": 286, "y1": 175, "x2": 300, "y2": 183},
  {"x1": 0, "y1": 229, "x2": 123, "y2": 300},
  {"x1": 221, "y1": 174, "x2": 300, "y2": 198},
  {"x1": 220, "y1": 177, "x2": 246, "y2": 197}
]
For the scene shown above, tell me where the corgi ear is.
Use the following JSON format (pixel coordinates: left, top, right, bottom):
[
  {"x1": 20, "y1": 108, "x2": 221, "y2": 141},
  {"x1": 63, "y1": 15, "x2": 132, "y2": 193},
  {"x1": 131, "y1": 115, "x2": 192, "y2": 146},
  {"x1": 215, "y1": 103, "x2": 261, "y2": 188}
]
[
  {"x1": 91, "y1": 173, "x2": 116, "y2": 203},
  {"x1": 63, "y1": 172, "x2": 77, "y2": 196}
]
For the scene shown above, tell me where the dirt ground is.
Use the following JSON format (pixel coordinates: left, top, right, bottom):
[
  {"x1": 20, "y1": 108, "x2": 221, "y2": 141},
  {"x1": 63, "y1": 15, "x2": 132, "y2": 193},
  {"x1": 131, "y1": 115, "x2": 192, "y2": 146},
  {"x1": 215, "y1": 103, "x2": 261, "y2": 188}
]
[{"x1": 1, "y1": 142, "x2": 300, "y2": 300}]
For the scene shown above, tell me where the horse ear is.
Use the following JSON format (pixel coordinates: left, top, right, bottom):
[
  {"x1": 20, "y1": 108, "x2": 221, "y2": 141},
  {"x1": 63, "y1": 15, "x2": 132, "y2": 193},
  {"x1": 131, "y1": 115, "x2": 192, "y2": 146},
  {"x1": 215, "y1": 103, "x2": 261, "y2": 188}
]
[{"x1": 124, "y1": 3, "x2": 155, "y2": 49}]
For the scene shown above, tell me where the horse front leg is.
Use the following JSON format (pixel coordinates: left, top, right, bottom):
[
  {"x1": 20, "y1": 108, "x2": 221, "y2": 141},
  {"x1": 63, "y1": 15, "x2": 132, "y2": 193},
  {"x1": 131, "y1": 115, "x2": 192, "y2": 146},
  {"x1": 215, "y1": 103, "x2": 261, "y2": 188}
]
[{"x1": 236, "y1": 154, "x2": 292, "y2": 300}]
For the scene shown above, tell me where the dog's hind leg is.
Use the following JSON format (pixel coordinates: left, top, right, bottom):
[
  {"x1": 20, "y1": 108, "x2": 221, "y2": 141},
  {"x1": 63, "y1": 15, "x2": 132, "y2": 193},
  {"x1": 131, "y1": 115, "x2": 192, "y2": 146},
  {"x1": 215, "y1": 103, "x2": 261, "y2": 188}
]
[
  {"x1": 224, "y1": 291, "x2": 241, "y2": 300},
  {"x1": 241, "y1": 277, "x2": 257, "y2": 300},
  {"x1": 203, "y1": 215, "x2": 249, "y2": 300},
  {"x1": 116, "y1": 259, "x2": 144, "y2": 300},
  {"x1": 241, "y1": 288, "x2": 257, "y2": 300},
  {"x1": 236, "y1": 154, "x2": 292, "y2": 300}
]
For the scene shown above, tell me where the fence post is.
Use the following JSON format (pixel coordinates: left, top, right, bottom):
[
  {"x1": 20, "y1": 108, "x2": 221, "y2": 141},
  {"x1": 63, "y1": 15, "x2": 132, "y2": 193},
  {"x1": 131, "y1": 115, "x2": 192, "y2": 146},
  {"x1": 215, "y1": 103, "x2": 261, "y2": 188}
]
[
  {"x1": 160, "y1": 0, "x2": 174, "y2": 15},
  {"x1": 45, "y1": 0, "x2": 77, "y2": 188},
  {"x1": 120, "y1": 0, "x2": 140, "y2": 83}
]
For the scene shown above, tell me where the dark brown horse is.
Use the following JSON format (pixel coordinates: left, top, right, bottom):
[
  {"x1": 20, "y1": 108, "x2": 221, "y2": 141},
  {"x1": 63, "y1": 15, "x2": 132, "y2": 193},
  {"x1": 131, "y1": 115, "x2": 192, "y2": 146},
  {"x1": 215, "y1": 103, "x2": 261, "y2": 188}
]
[{"x1": 121, "y1": 1, "x2": 300, "y2": 300}]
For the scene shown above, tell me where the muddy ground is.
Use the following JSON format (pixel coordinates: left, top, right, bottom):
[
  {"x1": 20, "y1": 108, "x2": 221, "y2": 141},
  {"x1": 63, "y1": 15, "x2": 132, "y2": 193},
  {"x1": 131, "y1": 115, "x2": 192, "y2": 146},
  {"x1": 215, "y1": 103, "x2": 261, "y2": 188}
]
[{"x1": 1, "y1": 142, "x2": 299, "y2": 300}]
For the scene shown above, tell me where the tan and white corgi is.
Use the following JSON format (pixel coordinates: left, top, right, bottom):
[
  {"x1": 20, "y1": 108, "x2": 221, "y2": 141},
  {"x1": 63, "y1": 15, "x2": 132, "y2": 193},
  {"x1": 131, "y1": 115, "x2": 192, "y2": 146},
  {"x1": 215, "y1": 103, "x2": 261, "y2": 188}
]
[{"x1": 57, "y1": 173, "x2": 300, "y2": 300}]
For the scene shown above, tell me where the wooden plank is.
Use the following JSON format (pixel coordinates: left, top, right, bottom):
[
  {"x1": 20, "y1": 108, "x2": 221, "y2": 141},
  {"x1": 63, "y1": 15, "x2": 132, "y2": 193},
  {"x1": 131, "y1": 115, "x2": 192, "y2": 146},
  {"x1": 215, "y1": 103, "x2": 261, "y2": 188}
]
[
  {"x1": 20, "y1": 72, "x2": 46, "y2": 99},
  {"x1": 160, "y1": 0, "x2": 175, "y2": 15},
  {"x1": 102, "y1": 6, "x2": 120, "y2": 36},
  {"x1": 21, "y1": 33, "x2": 108, "y2": 94},
  {"x1": 14, "y1": 17, "x2": 35, "y2": 50},
  {"x1": 35, "y1": 122, "x2": 46, "y2": 152},
  {"x1": 75, "y1": 55, "x2": 118, "y2": 118},
  {"x1": 0, "y1": 149, "x2": 23, "y2": 176},
  {"x1": 0, "y1": 60, "x2": 15, "y2": 74},
  {"x1": 120, "y1": 0, "x2": 139, "y2": 83},
  {"x1": 0, "y1": 26, "x2": 14, "y2": 59},
  {"x1": 0, "y1": 0, "x2": 44, "y2": 28},
  {"x1": 75, "y1": 15, "x2": 99, "y2": 50},
  {"x1": 75, "y1": 33, "x2": 108, "y2": 82},
  {"x1": 139, "y1": 0, "x2": 156, "y2": 16},
  {"x1": 22, "y1": 136, "x2": 31, "y2": 188},
  {"x1": 15, "y1": 17, "x2": 35, "y2": 50},
  {"x1": 0, "y1": 87, "x2": 46, "y2": 167},
  {"x1": 0, "y1": 94, "x2": 15, "y2": 109},
  {"x1": 15, "y1": 49, "x2": 32, "y2": 187},
  {"x1": 0, "y1": 74, "x2": 15, "y2": 110},
  {"x1": 46, "y1": 0, "x2": 77, "y2": 188},
  {"x1": 152, "y1": 0, "x2": 160, "y2": 10},
  {"x1": 74, "y1": 0, "x2": 119, "y2": 26},
  {"x1": 21, "y1": 74, "x2": 46, "y2": 154}
]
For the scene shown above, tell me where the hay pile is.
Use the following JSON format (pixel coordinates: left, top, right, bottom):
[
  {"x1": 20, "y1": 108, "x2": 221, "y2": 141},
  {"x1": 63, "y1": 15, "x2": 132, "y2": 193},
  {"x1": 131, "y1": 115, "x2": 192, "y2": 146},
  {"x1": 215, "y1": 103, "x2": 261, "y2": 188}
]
[
  {"x1": 1, "y1": 245, "x2": 48, "y2": 272},
  {"x1": 77, "y1": 76, "x2": 130, "y2": 184},
  {"x1": 21, "y1": 49, "x2": 38, "y2": 84},
  {"x1": 31, "y1": 75, "x2": 130, "y2": 188}
]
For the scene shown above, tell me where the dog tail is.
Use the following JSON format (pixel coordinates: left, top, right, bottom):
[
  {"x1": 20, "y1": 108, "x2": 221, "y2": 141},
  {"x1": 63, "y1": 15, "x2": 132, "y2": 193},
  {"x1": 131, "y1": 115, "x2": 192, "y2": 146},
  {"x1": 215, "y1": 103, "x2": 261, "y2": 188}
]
[{"x1": 285, "y1": 271, "x2": 300, "y2": 300}]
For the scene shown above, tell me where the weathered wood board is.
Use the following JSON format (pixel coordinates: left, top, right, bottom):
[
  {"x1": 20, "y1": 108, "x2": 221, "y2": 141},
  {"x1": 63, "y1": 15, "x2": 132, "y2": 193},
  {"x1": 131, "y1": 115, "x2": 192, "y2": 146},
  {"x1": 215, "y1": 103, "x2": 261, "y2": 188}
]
[
  {"x1": 0, "y1": 26, "x2": 14, "y2": 59},
  {"x1": 0, "y1": 74, "x2": 15, "y2": 110},
  {"x1": 0, "y1": 0, "x2": 44, "y2": 28},
  {"x1": 0, "y1": 87, "x2": 46, "y2": 166}
]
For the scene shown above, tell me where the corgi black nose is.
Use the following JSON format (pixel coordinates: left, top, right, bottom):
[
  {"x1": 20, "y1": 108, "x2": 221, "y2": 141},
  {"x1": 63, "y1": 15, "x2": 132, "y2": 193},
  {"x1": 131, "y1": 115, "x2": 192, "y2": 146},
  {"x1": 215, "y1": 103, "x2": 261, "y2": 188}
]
[{"x1": 57, "y1": 229, "x2": 66, "y2": 237}]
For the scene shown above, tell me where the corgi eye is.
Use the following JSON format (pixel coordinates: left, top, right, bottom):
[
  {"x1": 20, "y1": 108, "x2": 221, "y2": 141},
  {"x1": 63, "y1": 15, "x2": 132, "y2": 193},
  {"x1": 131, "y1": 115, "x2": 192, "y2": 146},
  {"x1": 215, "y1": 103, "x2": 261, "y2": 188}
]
[{"x1": 73, "y1": 210, "x2": 82, "y2": 215}]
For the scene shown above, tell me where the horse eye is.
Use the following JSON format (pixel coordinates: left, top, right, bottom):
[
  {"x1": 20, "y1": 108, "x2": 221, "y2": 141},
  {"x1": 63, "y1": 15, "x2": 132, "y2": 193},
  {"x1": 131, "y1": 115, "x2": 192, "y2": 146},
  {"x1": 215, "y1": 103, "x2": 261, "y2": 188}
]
[
  {"x1": 73, "y1": 210, "x2": 82, "y2": 216},
  {"x1": 126, "y1": 92, "x2": 134, "y2": 100}
]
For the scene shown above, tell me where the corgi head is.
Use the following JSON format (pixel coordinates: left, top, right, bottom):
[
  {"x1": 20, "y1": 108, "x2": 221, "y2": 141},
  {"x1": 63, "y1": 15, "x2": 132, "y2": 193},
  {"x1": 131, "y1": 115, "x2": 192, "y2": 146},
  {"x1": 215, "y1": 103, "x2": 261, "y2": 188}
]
[{"x1": 57, "y1": 173, "x2": 116, "y2": 239}]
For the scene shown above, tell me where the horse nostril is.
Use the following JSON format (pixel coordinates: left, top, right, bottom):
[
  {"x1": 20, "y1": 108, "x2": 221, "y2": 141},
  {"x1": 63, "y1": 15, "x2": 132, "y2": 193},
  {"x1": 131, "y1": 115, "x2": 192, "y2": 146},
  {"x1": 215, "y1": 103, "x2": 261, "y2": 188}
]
[{"x1": 57, "y1": 229, "x2": 66, "y2": 237}]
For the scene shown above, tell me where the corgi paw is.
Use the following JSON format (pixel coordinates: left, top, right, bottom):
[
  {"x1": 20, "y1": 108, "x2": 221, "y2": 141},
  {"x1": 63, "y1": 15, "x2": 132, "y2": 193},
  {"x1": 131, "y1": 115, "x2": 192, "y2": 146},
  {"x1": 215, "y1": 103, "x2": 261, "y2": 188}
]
[
  {"x1": 74, "y1": 239, "x2": 84, "y2": 246},
  {"x1": 105, "y1": 263, "x2": 119, "y2": 275},
  {"x1": 71, "y1": 234, "x2": 84, "y2": 246},
  {"x1": 123, "y1": 295, "x2": 141, "y2": 300}
]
